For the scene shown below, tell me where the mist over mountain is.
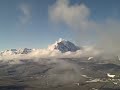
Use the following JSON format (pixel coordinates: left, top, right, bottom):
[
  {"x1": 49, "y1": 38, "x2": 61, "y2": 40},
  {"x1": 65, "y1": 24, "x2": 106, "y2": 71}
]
[
  {"x1": 0, "y1": 38, "x2": 79, "y2": 55},
  {"x1": 0, "y1": 38, "x2": 119, "y2": 65},
  {"x1": 0, "y1": 38, "x2": 101, "y2": 61}
]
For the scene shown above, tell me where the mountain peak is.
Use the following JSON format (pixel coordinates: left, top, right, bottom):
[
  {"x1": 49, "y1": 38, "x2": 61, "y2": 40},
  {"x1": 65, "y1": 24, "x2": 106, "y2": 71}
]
[
  {"x1": 54, "y1": 38, "x2": 66, "y2": 45},
  {"x1": 48, "y1": 38, "x2": 80, "y2": 53},
  {"x1": 58, "y1": 38, "x2": 65, "y2": 42},
  {"x1": 0, "y1": 38, "x2": 80, "y2": 56}
]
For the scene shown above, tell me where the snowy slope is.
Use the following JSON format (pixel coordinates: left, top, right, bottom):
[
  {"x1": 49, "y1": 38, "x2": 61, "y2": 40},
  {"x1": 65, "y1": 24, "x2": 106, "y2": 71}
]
[{"x1": 48, "y1": 38, "x2": 80, "y2": 53}]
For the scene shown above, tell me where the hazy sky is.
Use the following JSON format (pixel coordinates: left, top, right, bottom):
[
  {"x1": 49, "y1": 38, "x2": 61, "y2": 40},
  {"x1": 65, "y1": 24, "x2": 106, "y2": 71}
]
[{"x1": 0, "y1": 0, "x2": 120, "y2": 51}]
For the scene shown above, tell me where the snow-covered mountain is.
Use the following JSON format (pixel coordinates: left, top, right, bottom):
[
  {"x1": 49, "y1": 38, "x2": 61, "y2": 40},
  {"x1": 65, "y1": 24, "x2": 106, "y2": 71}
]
[
  {"x1": 0, "y1": 38, "x2": 80, "y2": 56},
  {"x1": 17, "y1": 48, "x2": 32, "y2": 54},
  {"x1": 0, "y1": 48, "x2": 32, "y2": 56},
  {"x1": 48, "y1": 38, "x2": 80, "y2": 53}
]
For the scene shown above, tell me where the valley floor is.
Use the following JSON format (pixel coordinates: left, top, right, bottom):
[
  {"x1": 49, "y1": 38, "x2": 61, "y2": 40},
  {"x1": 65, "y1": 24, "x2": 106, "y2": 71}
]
[{"x1": 0, "y1": 58, "x2": 120, "y2": 90}]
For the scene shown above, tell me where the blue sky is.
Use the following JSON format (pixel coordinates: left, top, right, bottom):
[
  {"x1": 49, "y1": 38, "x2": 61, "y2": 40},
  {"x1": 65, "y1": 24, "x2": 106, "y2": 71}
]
[{"x1": 0, "y1": 0, "x2": 120, "y2": 51}]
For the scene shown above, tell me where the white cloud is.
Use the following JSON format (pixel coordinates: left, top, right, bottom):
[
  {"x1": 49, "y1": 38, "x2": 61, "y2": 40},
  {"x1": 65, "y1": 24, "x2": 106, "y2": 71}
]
[
  {"x1": 49, "y1": 0, "x2": 95, "y2": 30},
  {"x1": 19, "y1": 3, "x2": 31, "y2": 25}
]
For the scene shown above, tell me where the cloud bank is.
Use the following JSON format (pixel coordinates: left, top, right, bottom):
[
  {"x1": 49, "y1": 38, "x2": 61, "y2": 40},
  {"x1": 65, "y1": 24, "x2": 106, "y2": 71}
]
[{"x1": 0, "y1": 46, "x2": 100, "y2": 61}]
